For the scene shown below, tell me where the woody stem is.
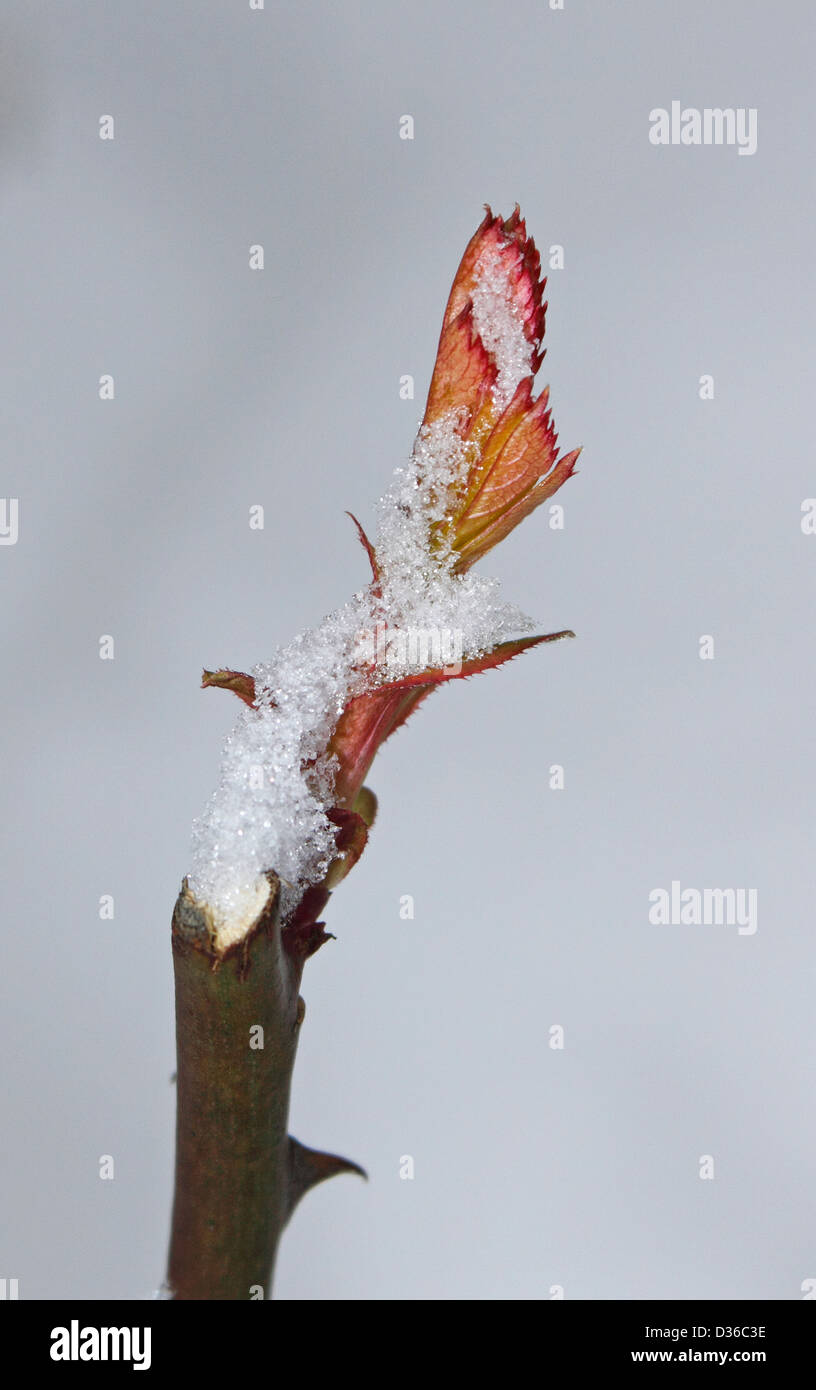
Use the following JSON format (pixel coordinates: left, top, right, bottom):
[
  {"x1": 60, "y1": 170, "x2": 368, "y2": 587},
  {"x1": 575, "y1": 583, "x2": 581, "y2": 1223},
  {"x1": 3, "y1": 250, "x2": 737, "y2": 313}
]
[{"x1": 166, "y1": 875, "x2": 303, "y2": 1300}]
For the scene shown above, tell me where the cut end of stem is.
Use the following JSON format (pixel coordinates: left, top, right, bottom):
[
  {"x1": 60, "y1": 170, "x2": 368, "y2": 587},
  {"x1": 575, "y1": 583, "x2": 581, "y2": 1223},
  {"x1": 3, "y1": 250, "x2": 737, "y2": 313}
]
[{"x1": 174, "y1": 874, "x2": 277, "y2": 958}]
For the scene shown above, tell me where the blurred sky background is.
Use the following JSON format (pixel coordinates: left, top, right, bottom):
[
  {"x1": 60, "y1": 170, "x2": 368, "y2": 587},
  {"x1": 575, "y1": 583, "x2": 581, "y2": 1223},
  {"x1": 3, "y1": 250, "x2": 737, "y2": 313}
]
[{"x1": 1, "y1": 1, "x2": 814, "y2": 1299}]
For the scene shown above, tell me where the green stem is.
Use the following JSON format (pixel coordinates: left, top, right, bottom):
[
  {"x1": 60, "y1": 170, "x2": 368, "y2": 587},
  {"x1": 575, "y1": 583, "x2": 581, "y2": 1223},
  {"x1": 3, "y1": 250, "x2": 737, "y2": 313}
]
[
  {"x1": 166, "y1": 875, "x2": 299, "y2": 1299},
  {"x1": 165, "y1": 874, "x2": 363, "y2": 1300}
]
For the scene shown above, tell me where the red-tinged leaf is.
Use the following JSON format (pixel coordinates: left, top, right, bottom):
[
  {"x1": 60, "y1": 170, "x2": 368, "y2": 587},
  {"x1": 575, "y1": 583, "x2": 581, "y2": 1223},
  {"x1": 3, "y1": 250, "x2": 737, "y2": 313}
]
[
  {"x1": 454, "y1": 447, "x2": 581, "y2": 571},
  {"x1": 433, "y1": 205, "x2": 546, "y2": 379},
  {"x1": 328, "y1": 683, "x2": 433, "y2": 809},
  {"x1": 417, "y1": 205, "x2": 577, "y2": 569},
  {"x1": 346, "y1": 511, "x2": 381, "y2": 592},
  {"x1": 201, "y1": 668, "x2": 258, "y2": 708},
  {"x1": 452, "y1": 379, "x2": 553, "y2": 541},
  {"x1": 328, "y1": 631, "x2": 574, "y2": 808},
  {"x1": 423, "y1": 301, "x2": 496, "y2": 429},
  {"x1": 378, "y1": 684, "x2": 437, "y2": 741},
  {"x1": 422, "y1": 207, "x2": 547, "y2": 454},
  {"x1": 374, "y1": 631, "x2": 575, "y2": 695}
]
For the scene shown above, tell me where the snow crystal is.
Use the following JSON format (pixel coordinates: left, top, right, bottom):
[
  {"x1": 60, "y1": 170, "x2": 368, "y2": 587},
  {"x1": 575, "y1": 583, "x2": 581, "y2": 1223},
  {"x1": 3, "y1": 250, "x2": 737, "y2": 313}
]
[
  {"x1": 188, "y1": 259, "x2": 542, "y2": 941},
  {"x1": 470, "y1": 249, "x2": 533, "y2": 411},
  {"x1": 373, "y1": 410, "x2": 532, "y2": 657},
  {"x1": 188, "y1": 591, "x2": 374, "y2": 934}
]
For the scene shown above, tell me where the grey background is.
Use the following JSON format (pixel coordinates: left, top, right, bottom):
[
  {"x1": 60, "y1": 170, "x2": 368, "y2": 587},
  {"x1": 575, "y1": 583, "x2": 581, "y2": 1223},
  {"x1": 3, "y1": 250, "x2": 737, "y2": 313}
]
[{"x1": 1, "y1": 1, "x2": 813, "y2": 1300}]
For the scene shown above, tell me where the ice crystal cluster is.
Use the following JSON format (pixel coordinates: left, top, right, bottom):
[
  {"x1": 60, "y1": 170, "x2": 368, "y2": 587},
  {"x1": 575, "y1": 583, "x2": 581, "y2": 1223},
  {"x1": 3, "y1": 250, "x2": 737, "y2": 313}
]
[
  {"x1": 188, "y1": 224, "x2": 550, "y2": 936},
  {"x1": 469, "y1": 250, "x2": 533, "y2": 411}
]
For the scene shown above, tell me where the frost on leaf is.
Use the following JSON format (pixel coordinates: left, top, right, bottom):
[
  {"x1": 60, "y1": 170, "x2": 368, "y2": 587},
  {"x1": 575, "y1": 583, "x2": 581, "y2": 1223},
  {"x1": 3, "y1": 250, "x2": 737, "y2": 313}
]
[{"x1": 188, "y1": 206, "x2": 579, "y2": 940}]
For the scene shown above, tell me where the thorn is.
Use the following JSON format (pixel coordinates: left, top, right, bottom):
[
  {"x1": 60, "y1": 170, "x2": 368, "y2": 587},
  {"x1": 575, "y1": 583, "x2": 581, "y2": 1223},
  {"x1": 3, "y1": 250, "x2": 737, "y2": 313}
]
[{"x1": 286, "y1": 1137, "x2": 367, "y2": 1224}]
